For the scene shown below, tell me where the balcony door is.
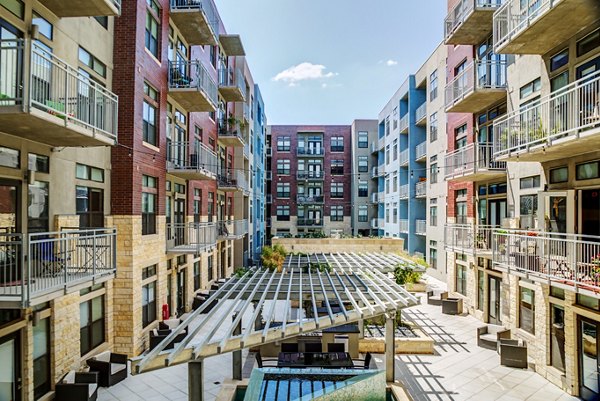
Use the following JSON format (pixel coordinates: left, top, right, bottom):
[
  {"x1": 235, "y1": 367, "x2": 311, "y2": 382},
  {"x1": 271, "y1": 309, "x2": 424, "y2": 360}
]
[
  {"x1": 0, "y1": 20, "x2": 23, "y2": 105},
  {"x1": 174, "y1": 198, "x2": 185, "y2": 246},
  {"x1": 176, "y1": 268, "x2": 186, "y2": 316},
  {"x1": 579, "y1": 316, "x2": 600, "y2": 400},
  {"x1": 0, "y1": 332, "x2": 21, "y2": 401},
  {"x1": 488, "y1": 199, "x2": 506, "y2": 227},
  {"x1": 538, "y1": 191, "x2": 576, "y2": 234},
  {"x1": 488, "y1": 275, "x2": 502, "y2": 325}
]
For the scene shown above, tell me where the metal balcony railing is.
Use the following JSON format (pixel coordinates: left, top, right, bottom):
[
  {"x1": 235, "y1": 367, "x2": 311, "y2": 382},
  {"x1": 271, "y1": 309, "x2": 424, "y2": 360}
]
[
  {"x1": 415, "y1": 181, "x2": 427, "y2": 198},
  {"x1": 445, "y1": 0, "x2": 502, "y2": 41},
  {"x1": 371, "y1": 218, "x2": 382, "y2": 229},
  {"x1": 297, "y1": 171, "x2": 324, "y2": 180},
  {"x1": 445, "y1": 142, "x2": 506, "y2": 179},
  {"x1": 166, "y1": 222, "x2": 217, "y2": 254},
  {"x1": 217, "y1": 169, "x2": 248, "y2": 192},
  {"x1": 493, "y1": 71, "x2": 600, "y2": 159},
  {"x1": 217, "y1": 220, "x2": 248, "y2": 239},
  {"x1": 297, "y1": 219, "x2": 324, "y2": 227},
  {"x1": 168, "y1": 60, "x2": 218, "y2": 108},
  {"x1": 445, "y1": 224, "x2": 499, "y2": 253},
  {"x1": 399, "y1": 219, "x2": 409, "y2": 233},
  {"x1": 0, "y1": 229, "x2": 116, "y2": 306},
  {"x1": 218, "y1": 67, "x2": 246, "y2": 100},
  {"x1": 415, "y1": 103, "x2": 427, "y2": 124},
  {"x1": 415, "y1": 141, "x2": 427, "y2": 160},
  {"x1": 371, "y1": 193, "x2": 379, "y2": 204},
  {"x1": 416, "y1": 220, "x2": 427, "y2": 235},
  {"x1": 399, "y1": 184, "x2": 409, "y2": 199},
  {"x1": 371, "y1": 167, "x2": 379, "y2": 179},
  {"x1": 399, "y1": 115, "x2": 409, "y2": 133},
  {"x1": 400, "y1": 149, "x2": 409, "y2": 166},
  {"x1": 493, "y1": 0, "x2": 553, "y2": 52},
  {"x1": 371, "y1": 141, "x2": 378, "y2": 153},
  {"x1": 0, "y1": 40, "x2": 118, "y2": 144},
  {"x1": 167, "y1": 141, "x2": 218, "y2": 178},
  {"x1": 218, "y1": 117, "x2": 246, "y2": 145},
  {"x1": 445, "y1": 60, "x2": 507, "y2": 110},
  {"x1": 170, "y1": 0, "x2": 219, "y2": 41},
  {"x1": 297, "y1": 148, "x2": 325, "y2": 156},
  {"x1": 297, "y1": 195, "x2": 324, "y2": 204},
  {"x1": 493, "y1": 230, "x2": 600, "y2": 292}
]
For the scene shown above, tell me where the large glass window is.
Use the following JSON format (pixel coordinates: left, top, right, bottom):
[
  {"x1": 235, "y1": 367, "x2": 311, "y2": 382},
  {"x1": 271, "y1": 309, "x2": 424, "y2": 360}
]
[
  {"x1": 358, "y1": 182, "x2": 368, "y2": 197},
  {"x1": 76, "y1": 187, "x2": 104, "y2": 228},
  {"x1": 429, "y1": 241, "x2": 437, "y2": 269},
  {"x1": 358, "y1": 132, "x2": 368, "y2": 148},
  {"x1": 142, "y1": 175, "x2": 157, "y2": 235},
  {"x1": 80, "y1": 295, "x2": 105, "y2": 355},
  {"x1": 358, "y1": 156, "x2": 368, "y2": 172},
  {"x1": 429, "y1": 70, "x2": 438, "y2": 101},
  {"x1": 330, "y1": 206, "x2": 344, "y2": 221},
  {"x1": 456, "y1": 265, "x2": 467, "y2": 295},
  {"x1": 331, "y1": 160, "x2": 344, "y2": 175},
  {"x1": 430, "y1": 206, "x2": 437, "y2": 226},
  {"x1": 145, "y1": 0, "x2": 160, "y2": 58},
  {"x1": 358, "y1": 206, "x2": 368, "y2": 222},
  {"x1": 143, "y1": 82, "x2": 158, "y2": 146},
  {"x1": 33, "y1": 317, "x2": 50, "y2": 398},
  {"x1": 430, "y1": 113, "x2": 438, "y2": 142},
  {"x1": 142, "y1": 281, "x2": 157, "y2": 328},
  {"x1": 28, "y1": 181, "x2": 49, "y2": 233},
  {"x1": 277, "y1": 136, "x2": 290, "y2": 151},
  {"x1": 430, "y1": 163, "x2": 438, "y2": 184},
  {"x1": 78, "y1": 47, "x2": 106, "y2": 78},
  {"x1": 193, "y1": 261, "x2": 201, "y2": 291},
  {"x1": 477, "y1": 270, "x2": 484, "y2": 311},
  {"x1": 331, "y1": 136, "x2": 344, "y2": 152},
  {"x1": 519, "y1": 286, "x2": 535, "y2": 334},
  {"x1": 276, "y1": 183, "x2": 290, "y2": 198},
  {"x1": 276, "y1": 205, "x2": 290, "y2": 221},
  {"x1": 331, "y1": 182, "x2": 344, "y2": 198},
  {"x1": 277, "y1": 159, "x2": 290, "y2": 175}
]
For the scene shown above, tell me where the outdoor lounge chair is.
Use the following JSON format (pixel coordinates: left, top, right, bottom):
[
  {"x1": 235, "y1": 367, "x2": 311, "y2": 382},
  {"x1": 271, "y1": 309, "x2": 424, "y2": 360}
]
[
  {"x1": 498, "y1": 338, "x2": 528, "y2": 369},
  {"x1": 255, "y1": 352, "x2": 278, "y2": 368},
  {"x1": 477, "y1": 325, "x2": 511, "y2": 350},
  {"x1": 327, "y1": 343, "x2": 345, "y2": 352},
  {"x1": 305, "y1": 342, "x2": 322, "y2": 353},
  {"x1": 427, "y1": 290, "x2": 448, "y2": 306},
  {"x1": 441, "y1": 297, "x2": 463, "y2": 315},
  {"x1": 55, "y1": 371, "x2": 99, "y2": 401},
  {"x1": 86, "y1": 351, "x2": 128, "y2": 387},
  {"x1": 352, "y1": 352, "x2": 372, "y2": 369}
]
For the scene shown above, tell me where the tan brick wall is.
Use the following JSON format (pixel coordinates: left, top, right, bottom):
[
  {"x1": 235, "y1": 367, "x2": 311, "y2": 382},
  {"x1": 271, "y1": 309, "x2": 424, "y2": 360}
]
[{"x1": 272, "y1": 237, "x2": 405, "y2": 254}]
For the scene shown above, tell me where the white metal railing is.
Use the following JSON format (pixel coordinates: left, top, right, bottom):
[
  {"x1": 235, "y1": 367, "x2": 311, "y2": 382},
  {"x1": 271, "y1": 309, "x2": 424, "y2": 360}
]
[
  {"x1": 399, "y1": 184, "x2": 409, "y2": 199},
  {"x1": 371, "y1": 141, "x2": 378, "y2": 153},
  {"x1": 297, "y1": 195, "x2": 324, "y2": 204},
  {"x1": 218, "y1": 117, "x2": 246, "y2": 144},
  {"x1": 168, "y1": 60, "x2": 218, "y2": 108},
  {"x1": 445, "y1": 0, "x2": 502, "y2": 40},
  {"x1": 415, "y1": 103, "x2": 427, "y2": 123},
  {"x1": 0, "y1": 40, "x2": 118, "y2": 142},
  {"x1": 445, "y1": 224, "x2": 500, "y2": 253},
  {"x1": 415, "y1": 141, "x2": 427, "y2": 160},
  {"x1": 217, "y1": 220, "x2": 248, "y2": 239},
  {"x1": 445, "y1": 142, "x2": 506, "y2": 179},
  {"x1": 297, "y1": 147, "x2": 325, "y2": 156},
  {"x1": 0, "y1": 229, "x2": 117, "y2": 306},
  {"x1": 167, "y1": 140, "x2": 218, "y2": 177},
  {"x1": 218, "y1": 169, "x2": 247, "y2": 192},
  {"x1": 399, "y1": 115, "x2": 409, "y2": 132},
  {"x1": 415, "y1": 181, "x2": 427, "y2": 198},
  {"x1": 493, "y1": 0, "x2": 555, "y2": 52},
  {"x1": 371, "y1": 193, "x2": 379, "y2": 203},
  {"x1": 400, "y1": 149, "x2": 409, "y2": 166},
  {"x1": 493, "y1": 230, "x2": 600, "y2": 292},
  {"x1": 400, "y1": 219, "x2": 409, "y2": 233},
  {"x1": 218, "y1": 67, "x2": 247, "y2": 100},
  {"x1": 167, "y1": 222, "x2": 217, "y2": 253},
  {"x1": 493, "y1": 70, "x2": 600, "y2": 158},
  {"x1": 416, "y1": 220, "x2": 427, "y2": 235},
  {"x1": 371, "y1": 167, "x2": 378, "y2": 179},
  {"x1": 445, "y1": 59, "x2": 507, "y2": 109},
  {"x1": 170, "y1": 0, "x2": 219, "y2": 39},
  {"x1": 297, "y1": 171, "x2": 324, "y2": 180}
]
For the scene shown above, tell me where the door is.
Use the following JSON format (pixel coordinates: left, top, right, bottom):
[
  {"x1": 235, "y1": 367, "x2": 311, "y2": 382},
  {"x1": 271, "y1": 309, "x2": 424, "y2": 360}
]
[
  {"x1": 579, "y1": 316, "x2": 600, "y2": 400},
  {"x1": 488, "y1": 199, "x2": 507, "y2": 227},
  {"x1": 0, "y1": 333, "x2": 21, "y2": 401},
  {"x1": 176, "y1": 268, "x2": 186, "y2": 316},
  {"x1": 174, "y1": 198, "x2": 185, "y2": 246},
  {"x1": 538, "y1": 191, "x2": 576, "y2": 234},
  {"x1": 488, "y1": 275, "x2": 502, "y2": 325},
  {"x1": 581, "y1": 189, "x2": 600, "y2": 237},
  {"x1": 551, "y1": 305, "x2": 565, "y2": 372}
]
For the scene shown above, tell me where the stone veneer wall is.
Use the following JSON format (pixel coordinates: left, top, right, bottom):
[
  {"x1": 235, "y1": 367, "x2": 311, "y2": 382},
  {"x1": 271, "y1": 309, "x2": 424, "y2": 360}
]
[{"x1": 271, "y1": 238, "x2": 404, "y2": 254}]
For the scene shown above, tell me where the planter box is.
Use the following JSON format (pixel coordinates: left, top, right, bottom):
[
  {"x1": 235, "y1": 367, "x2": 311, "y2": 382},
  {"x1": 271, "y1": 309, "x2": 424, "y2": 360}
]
[
  {"x1": 359, "y1": 325, "x2": 434, "y2": 355},
  {"x1": 405, "y1": 281, "x2": 427, "y2": 293}
]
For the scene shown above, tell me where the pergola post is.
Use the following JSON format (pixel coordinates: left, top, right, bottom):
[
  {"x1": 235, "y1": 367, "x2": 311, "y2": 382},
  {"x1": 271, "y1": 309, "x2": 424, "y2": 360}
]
[
  {"x1": 385, "y1": 313, "x2": 395, "y2": 383},
  {"x1": 358, "y1": 319, "x2": 364, "y2": 339},
  {"x1": 188, "y1": 359, "x2": 204, "y2": 401},
  {"x1": 232, "y1": 314, "x2": 242, "y2": 380}
]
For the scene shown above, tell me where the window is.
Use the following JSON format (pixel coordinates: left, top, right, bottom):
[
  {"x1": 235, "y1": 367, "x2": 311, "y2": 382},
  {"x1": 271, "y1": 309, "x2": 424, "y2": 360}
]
[
  {"x1": 32, "y1": 13, "x2": 53, "y2": 40},
  {"x1": 277, "y1": 136, "x2": 291, "y2": 151},
  {"x1": 577, "y1": 29, "x2": 600, "y2": 57},
  {"x1": 193, "y1": 189, "x2": 202, "y2": 223},
  {"x1": 33, "y1": 317, "x2": 50, "y2": 398},
  {"x1": 520, "y1": 78, "x2": 541, "y2": 99},
  {"x1": 520, "y1": 195, "x2": 538, "y2": 221},
  {"x1": 358, "y1": 182, "x2": 368, "y2": 197},
  {"x1": 193, "y1": 261, "x2": 201, "y2": 291},
  {"x1": 276, "y1": 205, "x2": 290, "y2": 221},
  {"x1": 520, "y1": 175, "x2": 541, "y2": 189},
  {"x1": 358, "y1": 132, "x2": 368, "y2": 148},
  {"x1": 331, "y1": 160, "x2": 344, "y2": 175},
  {"x1": 1, "y1": 0, "x2": 24, "y2": 18},
  {"x1": 430, "y1": 163, "x2": 438, "y2": 184},
  {"x1": 550, "y1": 49, "x2": 569, "y2": 72},
  {"x1": 385, "y1": 178, "x2": 390, "y2": 194},
  {"x1": 392, "y1": 204, "x2": 397, "y2": 224},
  {"x1": 28, "y1": 181, "x2": 49, "y2": 233},
  {"x1": 477, "y1": 270, "x2": 484, "y2": 311},
  {"x1": 276, "y1": 183, "x2": 290, "y2": 198},
  {"x1": 143, "y1": 82, "x2": 158, "y2": 146},
  {"x1": 76, "y1": 187, "x2": 104, "y2": 228},
  {"x1": 76, "y1": 164, "x2": 104, "y2": 182},
  {"x1": 577, "y1": 161, "x2": 599, "y2": 180},
  {"x1": 78, "y1": 47, "x2": 106, "y2": 78},
  {"x1": 456, "y1": 265, "x2": 467, "y2": 295},
  {"x1": 550, "y1": 167, "x2": 568, "y2": 183},
  {"x1": 385, "y1": 145, "x2": 390, "y2": 164},
  {"x1": 519, "y1": 286, "x2": 535, "y2": 334},
  {"x1": 142, "y1": 265, "x2": 157, "y2": 279},
  {"x1": 331, "y1": 136, "x2": 344, "y2": 152},
  {"x1": 358, "y1": 206, "x2": 368, "y2": 222},
  {"x1": 358, "y1": 156, "x2": 368, "y2": 172},
  {"x1": 430, "y1": 206, "x2": 437, "y2": 226},
  {"x1": 208, "y1": 255, "x2": 214, "y2": 281},
  {"x1": 94, "y1": 16, "x2": 108, "y2": 29},
  {"x1": 142, "y1": 281, "x2": 157, "y2": 328},
  {"x1": 331, "y1": 182, "x2": 344, "y2": 198},
  {"x1": 0, "y1": 146, "x2": 19, "y2": 169},
  {"x1": 430, "y1": 113, "x2": 438, "y2": 142},
  {"x1": 145, "y1": 0, "x2": 160, "y2": 58},
  {"x1": 142, "y1": 175, "x2": 157, "y2": 235},
  {"x1": 429, "y1": 70, "x2": 438, "y2": 100},
  {"x1": 429, "y1": 241, "x2": 437, "y2": 270},
  {"x1": 28, "y1": 153, "x2": 49, "y2": 173},
  {"x1": 330, "y1": 206, "x2": 344, "y2": 221},
  {"x1": 80, "y1": 295, "x2": 105, "y2": 355},
  {"x1": 276, "y1": 159, "x2": 290, "y2": 175},
  {"x1": 393, "y1": 140, "x2": 398, "y2": 161},
  {"x1": 393, "y1": 175, "x2": 398, "y2": 192}
]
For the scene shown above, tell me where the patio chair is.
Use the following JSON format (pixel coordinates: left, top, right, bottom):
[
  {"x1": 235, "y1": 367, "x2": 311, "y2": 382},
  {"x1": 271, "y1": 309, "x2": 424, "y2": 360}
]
[
  {"x1": 255, "y1": 352, "x2": 278, "y2": 368},
  {"x1": 327, "y1": 343, "x2": 345, "y2": 352},
  {"x1": 55, "y1": 371, "x2": 99, "y2": 401},
  {"x1": 441, "y1": 298, "x2": 463, "y2": 315},
  {"x1": 498, "y1": 339, "x2": 528, "y2": 369},
  {"x1": 33, "y1": 239, "x2": 69, "y2": 277},
  {"x1": 477, "y1": 325, "x2": 511, "y2": 350},
  {"x1": 352, "y1": 352, "x2": 372, "y2": 369},
  {"x1": 281, "y1": 343, "x2": 299, "y2": 353},
  {"x1": 86, "y1": 351, "x2": 128, "y2": 387},
  {"x1": 149, "y1": 327, "x2": 187, "y2": 351},
  {"x1": 304, "y1": 342, "x2": 322, "y2": 353},
  {"x1": 427, "y1": 290, "x2": 448, "y2": 306}
]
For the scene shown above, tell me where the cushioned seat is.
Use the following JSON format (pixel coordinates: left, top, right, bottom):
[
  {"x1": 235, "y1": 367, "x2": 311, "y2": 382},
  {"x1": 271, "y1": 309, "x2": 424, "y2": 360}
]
[
  {"x1": 86, "y1": 351, "x2": 128, "y2": 387},
  {"x1": 111, "y1": 363, "x2": 127, "y2": 375},
  {"x1": 477, "y1": 325, "x2": 511, "y2": 350},
  {"x1": 56, "y1": 371, "x2": 99, "y2": 401}
]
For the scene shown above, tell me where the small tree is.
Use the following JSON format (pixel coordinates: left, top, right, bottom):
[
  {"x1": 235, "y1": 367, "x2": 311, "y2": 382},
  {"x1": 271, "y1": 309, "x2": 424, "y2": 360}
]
[
  {"x1": 394, "y1": 264, "x2": 423, "y2": 286},
  {"x1": 261, "y1": 245, "x2": 287, "y2": 273}
]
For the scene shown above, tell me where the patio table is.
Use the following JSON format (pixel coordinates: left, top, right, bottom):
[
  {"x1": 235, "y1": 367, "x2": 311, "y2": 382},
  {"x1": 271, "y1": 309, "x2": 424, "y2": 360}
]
[{"x1": 277, "y1": 352, "x2": 354, "y2": 369}]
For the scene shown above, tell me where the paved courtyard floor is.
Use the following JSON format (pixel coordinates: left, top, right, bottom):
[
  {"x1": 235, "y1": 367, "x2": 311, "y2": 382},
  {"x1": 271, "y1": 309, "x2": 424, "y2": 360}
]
[{"x1": 98, "y1": 277, "x2": 580, "y2": 401}]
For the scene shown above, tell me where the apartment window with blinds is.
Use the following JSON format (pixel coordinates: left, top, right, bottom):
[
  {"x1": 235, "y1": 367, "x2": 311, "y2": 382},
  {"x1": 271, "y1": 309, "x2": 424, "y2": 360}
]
[
  {"x1": 277, "y1": 136, "x2": 291, "y2": 151},
  {"x1": 393, "y1": 140, "x2": 398, "y2": 161},
  {"x1": 142, "y1": 175, "x2": 157, "y2": 235},
  {"x1": 330, "y1": 206, "x2": 344, "y2": 221},
  {"x1": 358, "y1": 182, "x2": 368, "y2": 197},
  {"x1": 430, "y1": 163, "x2": 438, "y2": 184},
  {"x1": 80, "y1": 295, "x2": 105, "y2": 355},
  {"x1": 331, "y1": 160, "x2": 344, "y2": 175},
  {"x1": 430, "y1": 113, "x2": 438, "y2": 142},
  {"x1": 276, "y1": 206, "x2": 290, "y2": 221},
  {"x1": 430, "y1": 206, "x2": 437, "y2": 226},
  {"x1": 331, "y1": 136, "x2": 344, "y2": 152},
  {"x1": 277, "y1": 159, "x2": 290, "y2": 175},
  {"x1": 145, "y1": 0, "x2": 160, "y2": 58},
  {"x1": 358, "y1": 206, "x2": 368, "y2": 222},
  {"x1": 331, "y1": 182, "x2": 344, "y2": 198},
  {"x1": 142, "y1": 281, "x2": 156, "y2": 327},
  {"x1": 358, "y1": 156, "x2": 368, "y2": 172},
  {"x1": 276, "y1": 183, "x2": 290, "y2": 198},
  {"x1": 430, "y1": 70, "x2": 438, "y2": 100},
  {"x1": 358, "y1": 132, "x2": 368, "y2": 148},
  {"x1": 143, "y1": 82, "x2": 158, "y2": 146}
]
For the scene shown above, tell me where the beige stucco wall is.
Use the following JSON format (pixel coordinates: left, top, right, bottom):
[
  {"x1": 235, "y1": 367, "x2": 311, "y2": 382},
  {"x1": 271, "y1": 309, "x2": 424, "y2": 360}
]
[{"x1": 271, "y1": 237, "x2": 405, "y2": 254}]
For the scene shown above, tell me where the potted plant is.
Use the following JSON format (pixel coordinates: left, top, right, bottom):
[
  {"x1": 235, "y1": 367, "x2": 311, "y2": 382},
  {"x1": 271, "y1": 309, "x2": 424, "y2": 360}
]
[{"x1": 394, "y1": 264, "x2": 426, "y2": 292}]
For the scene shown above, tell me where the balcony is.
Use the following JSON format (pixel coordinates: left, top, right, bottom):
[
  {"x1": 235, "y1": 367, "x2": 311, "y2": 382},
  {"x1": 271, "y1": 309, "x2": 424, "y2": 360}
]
[
  {"x1": 0, "y1": 229, "x2": 116, "y2": 307},
  {"x1": 297, "y1": 195, "x2": 324, "y2": 204},
  {"x1": 399, "y1": 219, "x2": 409, "y2": 234},
  {"x1": 0, "y1": 40, "x2": 117, "y2": 147},
  {"x1": 238, "y1": 101, "x2": 250, "y2": 124},
  {"x1": 297, "y1": 148, "x2": 325, "y2": 157},
  {"x1": 218, "y1": 118, "x2": 246, "y2": 147},
  {"x1": 168, "y1": 60, "x2": 217, "y2": 112},
  {"x1": 446, "y1": 60, "x2": 507, "y2": 113},
  {"x1": 399, "y1": 115, "x2": 409, "y2": 133},
  {"x1": 297, "y1": 219, "x2": 324, "y2": 228},
  {"x1": 370, "y1": 167, "x2": 379, "y2": 179},
  {"x1": 493, "y1": 0, "x2": 600, "y2": 55},
  {"x1": 493, "y1": 71, "x2": 600, "y2": 162},
  {"x1": 445, "y1": 224, "x2": 498, "y2": 255},
  {"x1": 400, "y1": 149, "x2": 409, "y2": 166},
  {"x1": 266, "y1": 194, "x2": 272, "y2": 204},
  {"x1": 218, "y1": 67, "x2": 246, "y2": 102},
  {"x1": 492, "y1": 230, "x2": 600, "y2": 293},
  {"x1": 266, "y1": 147, "x2": 272, "y2": 157},
  {"x1": 266, "y1": 171, "x2": 272, "y2": 181},
  {"x1": 40, "y1": 0, "x2": 120, "y2": 17},
  {"x1": 415, "y1": 181, "x2": 427, "y2": 198},
  {"x1": 445, "y1": 142, "x2": 507, "y2": 181},
  {"x1": 217, "y1": 220, "x2": 248, "y2": 240},
  {"x1": 170, "y1": 0, "x2": 219, "y2": 46},
  {"x1": 371, "y1": 218, "x2": 383, "y2": 229},
  {"x1": 399, "y1": 184, "x2": 409, "y2": 200},
  {"x1": 445, "y1": 0, "x2": 501, "y2": 45},
  {"x1": 416, "y1": 220, "x2": 427, "y2": 236},
  {"x1": 415, "y1": 103, "x2": 427, "y2": 126},
  {"x1": 371, "y1": 193, "x2": 379, "y2": 204},
  {"x1": 297, "y1": 171, "x2": 324, "y2": 180},
  {"x1": 415, "y1": 141, "x2": 427, "y2": 162},
  {"x1": 371, "y1": 141, "x2": 379, "y2": 154},
  {"x1": 219, "y1": 34, "x2": 246, "y2": 57},
  {"x1": 217, "y1": 169, "x2": 248, "y2": 193},
  {"x1": 166, "y1": 223, "x2": 217, "y2": 254},
  {"x1": 243, "y1": 142, "x2": 250, "y2": 160},
  {"x1": 167, "y1": 141, "x2": 218, "y2": 181}
]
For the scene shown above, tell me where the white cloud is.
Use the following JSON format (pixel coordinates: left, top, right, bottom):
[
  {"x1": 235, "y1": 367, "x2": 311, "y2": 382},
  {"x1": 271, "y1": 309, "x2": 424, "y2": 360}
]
[
  {"x1": 273, "y1": 62, "x2": 337, "y2": 86},
  {"x1": 386, "y1": 59, "x2": 398, "y2": 66}
]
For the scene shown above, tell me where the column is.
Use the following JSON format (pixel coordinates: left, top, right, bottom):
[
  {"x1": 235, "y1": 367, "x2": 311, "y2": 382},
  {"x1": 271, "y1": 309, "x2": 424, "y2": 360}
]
[
  {"x1": 188, "y1": 360, "x2": 204, "y2": 401},
  {"x1": 385, "y1": 313, "x2": 395, "y2": 383}
]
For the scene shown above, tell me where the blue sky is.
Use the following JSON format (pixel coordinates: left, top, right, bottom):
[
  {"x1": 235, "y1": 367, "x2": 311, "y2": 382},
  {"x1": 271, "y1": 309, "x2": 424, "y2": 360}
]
[{"x1": 216, "y1": 1, "x2": 447, "y2": 125}]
